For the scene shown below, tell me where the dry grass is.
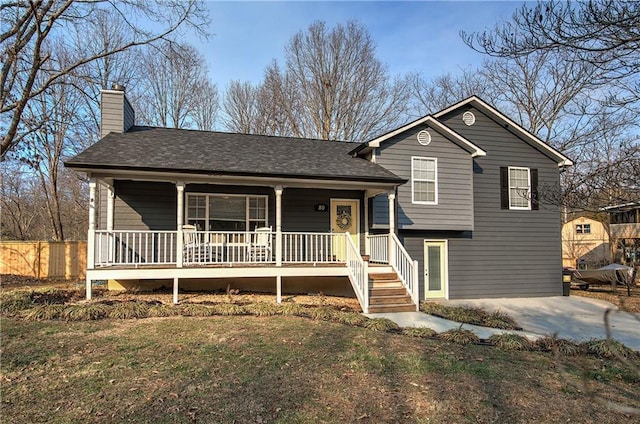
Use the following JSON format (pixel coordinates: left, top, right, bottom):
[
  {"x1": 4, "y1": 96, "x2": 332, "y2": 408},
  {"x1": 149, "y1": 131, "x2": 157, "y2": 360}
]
[
  {"x1": 572, "y1": 285, "x2": 640, "y2": 313},
  {"x1": 3, "y1": 317, "x2": 638, "y2": 423}
]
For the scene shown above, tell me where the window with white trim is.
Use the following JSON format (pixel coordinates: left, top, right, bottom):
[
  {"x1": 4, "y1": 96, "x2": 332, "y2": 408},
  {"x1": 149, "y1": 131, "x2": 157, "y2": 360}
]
[
  {"x1": 186, "y1": 194, "x2": 267, "y2": 231},
  {"x1": 508, "y1": 167, "x2": 531, "y2": 209},
  {"x1": 412, "y1": 157, "x2": 437, "y2": 204}
]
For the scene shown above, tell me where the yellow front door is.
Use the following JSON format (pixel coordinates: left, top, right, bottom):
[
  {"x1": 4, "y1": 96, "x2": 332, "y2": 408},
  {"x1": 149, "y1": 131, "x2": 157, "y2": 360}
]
[{"x1": 330, "y1": 199, "x2": 359, "y2": 260}]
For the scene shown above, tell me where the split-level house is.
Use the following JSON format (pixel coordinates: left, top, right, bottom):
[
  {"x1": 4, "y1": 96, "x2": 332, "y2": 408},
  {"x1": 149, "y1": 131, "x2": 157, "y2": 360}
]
[{"x1": 65, "y1": 88, "x2": 572, "y2": 313}]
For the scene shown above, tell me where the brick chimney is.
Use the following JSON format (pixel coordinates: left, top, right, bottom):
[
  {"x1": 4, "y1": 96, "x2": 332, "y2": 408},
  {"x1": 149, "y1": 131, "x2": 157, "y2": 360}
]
[{"x1": 100, "y1": 83, "x2": 135, "y2": 139}]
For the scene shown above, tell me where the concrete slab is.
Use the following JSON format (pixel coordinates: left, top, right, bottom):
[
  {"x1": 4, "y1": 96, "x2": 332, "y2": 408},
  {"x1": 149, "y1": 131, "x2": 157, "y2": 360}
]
[{"x1": 440, "y1": 296, "x2": 640, "y2": 351}]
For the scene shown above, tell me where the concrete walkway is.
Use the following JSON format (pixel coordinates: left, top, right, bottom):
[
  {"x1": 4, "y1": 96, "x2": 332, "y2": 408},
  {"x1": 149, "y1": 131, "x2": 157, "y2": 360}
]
[{"x1": 366, "y1": 296, "x2": 640, "y2": 351}]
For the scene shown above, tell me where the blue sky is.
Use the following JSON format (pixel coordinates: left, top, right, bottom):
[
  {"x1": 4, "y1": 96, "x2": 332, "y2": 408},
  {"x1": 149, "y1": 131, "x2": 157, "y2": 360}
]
[{"x1": 189, "y1": 1, "x2": 526, "y2": 89}]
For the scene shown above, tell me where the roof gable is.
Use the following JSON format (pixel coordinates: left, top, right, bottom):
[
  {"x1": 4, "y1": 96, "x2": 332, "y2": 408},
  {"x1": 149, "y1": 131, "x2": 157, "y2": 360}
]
[
  {"x1": 350, "y1": 115, "x2": 486, "y2": 158},
  {"x1": 434, "y1": 96, "x2": 573, "y2": 167}
]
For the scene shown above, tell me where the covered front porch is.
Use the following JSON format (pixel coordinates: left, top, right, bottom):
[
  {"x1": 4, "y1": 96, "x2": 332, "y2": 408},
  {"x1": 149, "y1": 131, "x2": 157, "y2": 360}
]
[{"x1": 85, "y1": 174, "x2": 418, "y2": 313}]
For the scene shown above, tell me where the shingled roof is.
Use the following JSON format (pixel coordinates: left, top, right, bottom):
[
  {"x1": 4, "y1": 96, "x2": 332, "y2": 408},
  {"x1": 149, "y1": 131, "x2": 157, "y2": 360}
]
[{"x1": 65, "y1": 126, "x2": 405, "y2": 184}]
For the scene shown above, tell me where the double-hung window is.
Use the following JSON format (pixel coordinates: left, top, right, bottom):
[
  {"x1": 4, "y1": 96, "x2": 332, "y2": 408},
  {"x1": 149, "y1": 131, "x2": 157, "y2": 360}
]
[
  {"x1": 500, "y1": 166, "x2": 539, "y2": 211},
  {"x1": 412, "y1": 157, "x2": 437, "y2": 204},
  {"x1": 508, "y1": 167, "x2": 531, "y2": 209},
  {"x1": 186, "y1": 194, "x2": 268, "y2": 231}
]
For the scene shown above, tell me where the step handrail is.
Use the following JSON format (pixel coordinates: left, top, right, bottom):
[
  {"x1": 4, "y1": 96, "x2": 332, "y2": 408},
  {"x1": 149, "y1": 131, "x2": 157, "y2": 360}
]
[
  {"x1": 344, "y1": 232, "x2": 369, "y2": 313},
  {"x1": 390, "y1": 233, "x2": 420, "y2": 310}
]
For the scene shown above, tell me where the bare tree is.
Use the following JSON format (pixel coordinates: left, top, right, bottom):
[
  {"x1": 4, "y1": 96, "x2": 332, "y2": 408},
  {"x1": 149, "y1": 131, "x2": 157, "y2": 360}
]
[
  {"x1": 223, "y1": 81, "x2": 261, "y2": 134},
  {"x1": 410, "y1": 69, "x2": 497, "y2": 117},
  {"x1": 0, "y1": 0, "x2": 209, "y2": 158},
  {"x1": 18, "y1": 53, "x2": 91, "y2": 241},
  {"x1": 137, "y1": 42, "x2": 216, "y2": 129},
  {"x1": 0, "y1": 163, "x2": 45, "y2": 240},
  {"x1": 191, "y1": 79, "x2": 219, "y2": 132},
  {"x1": 461, "y1": 0, "x2": 640, "y2": 106},
  {"x1": 223, "y1": 21, "x2": 411, "y2": 141}
]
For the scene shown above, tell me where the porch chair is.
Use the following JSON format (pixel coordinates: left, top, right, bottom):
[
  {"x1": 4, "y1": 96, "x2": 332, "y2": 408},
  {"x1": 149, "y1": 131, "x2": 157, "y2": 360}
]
[
  {"x1": 182, "y1": 224, "x2": 217, "y2": 264},
  {"x1": 247, "y1": 226, "x2": 273, "y2": 262}
]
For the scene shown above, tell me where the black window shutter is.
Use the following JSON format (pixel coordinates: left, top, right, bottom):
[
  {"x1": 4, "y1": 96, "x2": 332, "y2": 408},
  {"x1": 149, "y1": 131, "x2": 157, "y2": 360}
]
[
  {"x1": 531, "y1": 168, "x2": 539, "y2": 210},
  {"x1": 500, "y1": 167, "x2": 509, "y2": 209}
]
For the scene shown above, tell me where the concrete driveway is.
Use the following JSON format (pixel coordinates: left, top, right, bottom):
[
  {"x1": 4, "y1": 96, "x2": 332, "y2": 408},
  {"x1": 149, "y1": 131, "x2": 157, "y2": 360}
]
[{"x1": 441, "y1": 296, "x2": 640, "y2": 351}]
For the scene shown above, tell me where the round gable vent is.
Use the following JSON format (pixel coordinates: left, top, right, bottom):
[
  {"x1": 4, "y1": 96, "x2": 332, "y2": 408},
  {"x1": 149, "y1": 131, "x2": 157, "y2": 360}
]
[
  {"x1": 417, "y1": 130, "x2": 431, "y2": 145},
  {"x1": 462, "y1": 111, "x2": 476, "y2": 126}
]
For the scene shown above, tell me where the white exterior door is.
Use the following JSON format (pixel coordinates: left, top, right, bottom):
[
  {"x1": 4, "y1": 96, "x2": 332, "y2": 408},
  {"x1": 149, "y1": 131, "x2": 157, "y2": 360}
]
[{"x1": 424, "y1": 240, "x2": 447, "y2": 299}]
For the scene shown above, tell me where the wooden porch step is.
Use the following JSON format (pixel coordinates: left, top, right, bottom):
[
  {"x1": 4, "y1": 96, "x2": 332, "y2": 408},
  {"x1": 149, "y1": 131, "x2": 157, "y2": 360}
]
[
  {"x1": 369, "y1": 294, "x2": 414, "y2": 305},
  {"x1": 369, "y1": 272, "x2": 400, "y2": 281},
  {"x1": 369, "y1": 280, "x2": 404, "y2": 289},
  {"x1": 369, "y1": 287, "x2": 409, "y2": 296},
  {"x1": 368, "y1": 303, "x2": 417, "y2": 313}
]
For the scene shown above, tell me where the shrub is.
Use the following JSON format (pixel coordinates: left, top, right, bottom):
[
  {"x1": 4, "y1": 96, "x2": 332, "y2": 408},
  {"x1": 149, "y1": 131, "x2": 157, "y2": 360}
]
[
  {"x1": 0, "y1": 290, "x2": 33, "y2": 314},
  {"x1": 364, "y1": 318, "x2": 400, "y2": 332},
  {"x1": 534, "y1": 336, "x2": 583, "y2": 356},
  {"x1": 280, "y1": 303, "x2": 308, "y2": 317},
  {"x1": 484, "y1": 311, "x2": 521, "y2": 330},
  {"x1": 309, "y1": 306, "x2": 337, "y2": 321},
  {"x1": 488, "y1": 333, "x2": 533, "y2": 351},
  {"x1": 180, "y1": 303, "x2": 216, "y2": 317},
  {"x1": 22, "y1": 304, "x2": 65, "y2": 321},
  {"x1": 211, "y1": 303, "x2": 246, "y2": 316},
  {"x1": 333, "y1": 311, "x2": 369, "y2": 327},
  {"x1": 245, "y1": 302, "x2": 281, "y2": 317},
  {"x1": 439, "y1": 328, "x2": 480, "y2": 345},
  {"x1": 148, "y1": 304, "x2": 179, "y2": 317},
  {"x1": 108, "y1": 301, "x2": 150, "y2": 319},
  {"x1": 402, "y1": 327, "x2": 438, "y2": 338},
  {"x1": 581, "y1": 339, "x2": 638, "y2": 359},
  {"x1": 420, "y1": 302, "x2": 520, "y2": 330}
]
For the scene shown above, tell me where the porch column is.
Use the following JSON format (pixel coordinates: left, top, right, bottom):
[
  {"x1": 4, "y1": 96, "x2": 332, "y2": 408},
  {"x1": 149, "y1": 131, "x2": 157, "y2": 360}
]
[
  {"x1": 388, "y1": 191, "x2": 396, "y2": 265},
  {"x1": 275, "y1": 186, "x2": 283, "y2": 267},
  {"x1": 106, "y1": 184, "x2": 114, "y2": 231},
  {"x1": 176, "y1": 182, "x2": 185, "y2": 268},
  {"x1": 173, "y1": 277, "x2": 179, "y2": 304},
  {"x1": 364, "y1": 194, "x2": 370, "y2": 255},
  {"x1": 86, "y1": 177, "x2": 97, "y2": 300},
  {"x1": 106, "y1": 184, "x2": 115, "y2": 263}
]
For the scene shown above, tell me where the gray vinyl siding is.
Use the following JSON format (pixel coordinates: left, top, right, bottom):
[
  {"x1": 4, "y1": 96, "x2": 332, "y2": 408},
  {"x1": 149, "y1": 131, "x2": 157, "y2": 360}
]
[
  {"x1": 100, "y1": 91, "x2": 135, "y2": 138},
  {"x1": 373, "y1": 124, "x2": 474, "y2": 231},
  {"x1": 112, "y1": 182, "x2": 365, "y2": 249},
  {"x1": 424, "y1": 106, "x2": 563, "y2": 298},
  {"x1": 97, "y1": 183, "x2": 107, "y2": 230},
  {"x1": 114, "y1": 181, "x2": 177, "y2": 230},
  {"x1": 282, "y1": 188, "x2": 365, "y2": 249}
]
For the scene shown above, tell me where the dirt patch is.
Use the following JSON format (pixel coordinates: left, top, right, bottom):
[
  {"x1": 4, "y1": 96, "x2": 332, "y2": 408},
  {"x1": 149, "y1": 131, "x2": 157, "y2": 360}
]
[
  {"x1": 572, "y1": 285, "x2": 640, "y2": 313},
  {"x1": 0, "y1": 276, "x2": 362, "y2": 312},
  {"x1": 1, "y1": 274, "x2": 79, "y2": 289}
]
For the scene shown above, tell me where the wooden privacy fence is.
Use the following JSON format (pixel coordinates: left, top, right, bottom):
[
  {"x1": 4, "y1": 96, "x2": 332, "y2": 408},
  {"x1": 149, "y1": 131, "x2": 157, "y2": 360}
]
[{"x1": 1, "y1": 241, "x2": 87, "y2": 280}]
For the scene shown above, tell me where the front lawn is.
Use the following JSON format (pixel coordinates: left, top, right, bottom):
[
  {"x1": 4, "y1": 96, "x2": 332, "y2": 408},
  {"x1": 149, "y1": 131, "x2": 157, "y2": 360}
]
[{"x1": 2, "y1": 315, "x2": 639, "y2": 423}]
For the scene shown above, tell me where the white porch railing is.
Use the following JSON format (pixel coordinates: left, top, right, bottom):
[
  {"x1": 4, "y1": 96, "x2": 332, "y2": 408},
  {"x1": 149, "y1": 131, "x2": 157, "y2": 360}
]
[
  {"x1": 183, "y1": 231, "x2": 276, "y2": 265},
  {"x1": 95, "y1": 230, "x2": 177, "y2": 266},
  {"x1": 368, "y1": 234, "x2": 389, "y2": 263},
  {"x1": 345, "y1": 232, "x2": 368, "y2": 313},
  {"x1": 282, "y1": 232, "x2": 346, "y2": 263},
  {"x1": 366, "y1": 233, "x2": 419, "y2": 310},
  {"x1": 92, "y1": 230, "x2": 354, "y2": 267}
]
